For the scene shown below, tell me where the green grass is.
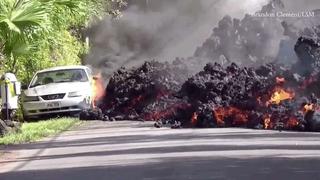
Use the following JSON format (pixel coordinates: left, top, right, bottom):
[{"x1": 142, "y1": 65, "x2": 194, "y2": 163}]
[{"x1": 0, "y1": 118, "x2": 80, "y2": 145}]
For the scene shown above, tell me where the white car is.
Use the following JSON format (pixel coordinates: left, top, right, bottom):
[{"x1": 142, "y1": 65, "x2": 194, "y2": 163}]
[{"x1": 22, "y1": 65, "x2": 94, "y2": 120}]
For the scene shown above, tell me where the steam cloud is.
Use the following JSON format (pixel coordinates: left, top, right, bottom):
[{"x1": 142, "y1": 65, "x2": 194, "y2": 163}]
[{"x1": 84, "y1": 0, "x2": 320, "y2": 76}]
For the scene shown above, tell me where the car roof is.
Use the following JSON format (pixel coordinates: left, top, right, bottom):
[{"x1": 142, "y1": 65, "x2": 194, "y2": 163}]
[{"x1": 37, "y1": 65, "x2": 89, "y2": 73}]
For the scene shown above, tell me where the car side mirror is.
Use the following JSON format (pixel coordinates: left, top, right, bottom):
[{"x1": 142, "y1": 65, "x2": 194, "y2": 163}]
[{"x1": 21, "y1": 84, "x2": 28, "y2": 90}]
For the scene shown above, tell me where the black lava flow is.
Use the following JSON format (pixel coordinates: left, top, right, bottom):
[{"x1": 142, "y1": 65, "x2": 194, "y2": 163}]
[{"x1": 80, "y1": 36, "x2": 320, "y2": 132}]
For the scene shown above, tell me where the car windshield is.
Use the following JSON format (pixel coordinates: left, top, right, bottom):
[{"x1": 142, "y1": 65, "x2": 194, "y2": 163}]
[{"x1": 30, "y1": 69, "x2": 88, "y2": 88}]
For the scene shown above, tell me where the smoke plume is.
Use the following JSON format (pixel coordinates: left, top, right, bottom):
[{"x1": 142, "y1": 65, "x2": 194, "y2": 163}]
[
  {"x1": 84, "y1": 0, "x2": 320, "y2": 76},
  {"x1": 85, "y1": 0, "x2": 269, "y2": 76}
]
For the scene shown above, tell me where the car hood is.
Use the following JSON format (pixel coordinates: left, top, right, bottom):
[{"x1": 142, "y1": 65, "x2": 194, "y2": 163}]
[{"x1": 24, "y1": 82, "x2": 91, "y2": 96}]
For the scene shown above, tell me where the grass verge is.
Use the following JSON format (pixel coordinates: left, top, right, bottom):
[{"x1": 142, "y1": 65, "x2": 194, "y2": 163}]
[{"x1": 0, "y1": 118, "x2": 80, "y2": 145}]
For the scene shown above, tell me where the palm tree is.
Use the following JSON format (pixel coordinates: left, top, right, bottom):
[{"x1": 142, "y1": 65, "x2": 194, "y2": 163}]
[
  {"x1": 0, "y1": 0, "x2": 88, "y2": 72},
  {"x1": 0, "y1": 0, "x2": 48, "y2": 72}
]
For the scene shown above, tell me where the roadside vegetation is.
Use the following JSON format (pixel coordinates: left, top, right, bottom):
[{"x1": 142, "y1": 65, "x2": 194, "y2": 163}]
[
  {"x1": 0, "y1": 0, "x2": 125, "y2": 141},
  {"x1": 0, "y1": 118, "x2": 80, "y2": 145},
  {"x1": 0, "y1": 0, "x2": 125, "y2": 84}
]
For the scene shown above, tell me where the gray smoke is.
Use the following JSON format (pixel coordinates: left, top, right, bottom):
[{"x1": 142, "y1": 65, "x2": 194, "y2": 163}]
[
  {"x1": 195, "y1": 0, "x2": 320, "y2": 67},
  {"x1": 276, "y1": 0, "x2": 320, "y2": 65},
  {"x1": 84, "y1": 0, "x2": 269, "y2": 76},
  {"x1": 84, "y1": 0, "x2": 320, "y2": 76}
]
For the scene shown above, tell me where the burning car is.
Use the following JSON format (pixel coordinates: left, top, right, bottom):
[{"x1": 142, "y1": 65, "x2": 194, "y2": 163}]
[{"x1": 22, "y1": 65, "x2": 99, "y2": 120}]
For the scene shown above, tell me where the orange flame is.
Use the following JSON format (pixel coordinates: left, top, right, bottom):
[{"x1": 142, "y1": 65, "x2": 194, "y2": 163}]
[
  {"x1": 267, "y1": 88, "x2": 295, "y2": 105},
  {"x1": 213, "y1": 107, "x2": 248, "y2": 126},
  {"x1": 92, "y1": 73, "x2": 105, "y2": 108},
  {"x1": 264, "y1": 115, "x2": 271, "y2": 129},
  {"x1": 303, "y1": 104, "x2": 314, "y2": 113}
]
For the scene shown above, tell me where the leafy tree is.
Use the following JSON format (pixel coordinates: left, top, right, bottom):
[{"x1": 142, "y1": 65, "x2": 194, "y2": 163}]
[
  {"x1": 0, "y1": 0, "x2": 48, "y2": 73},
  {"x1": 0, "y1": 0, "x2": 124, "y2": 83}
]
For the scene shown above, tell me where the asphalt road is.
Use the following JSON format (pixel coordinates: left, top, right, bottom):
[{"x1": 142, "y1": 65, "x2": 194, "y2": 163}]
[{"x1": 1, "y1": 121, "x2": 320, "y2": 180}]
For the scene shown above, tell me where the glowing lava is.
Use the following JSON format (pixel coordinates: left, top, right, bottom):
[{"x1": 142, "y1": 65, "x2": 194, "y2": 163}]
[
  {"x1": 213, "y1": 107, "x2": 248, "y2": 127},
  {"x1": 267, "y1": 88, "x2": 295, "y2": 105},
  {"x1": 304, "y1": 104, "x2": 314, "y2": 113},
  {"x1": 191, "y1": 112, "x2": 198, "y2": 126},
  {"x1": 92, "y1": 73, "x2": 105, "y2": 107},
  {"x1": 286, "y1": 117, "x2": 299, "y2": 129},
  {"x1": 264, "y1": 115, "x2": 271, "y2": 129}
]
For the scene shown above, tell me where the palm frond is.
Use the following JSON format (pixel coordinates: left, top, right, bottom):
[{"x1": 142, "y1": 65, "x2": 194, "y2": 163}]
[
  {"x1": 3, "y1": 33, "x2": 30, "y2": 58},
  {"x1": 0, "y1": 0, "x2": 48, "y2": 61},
  {"x1": 10, "y1": 0, "x2": 49, "y2": 29},
  {"x1": 1, "y1": 18, "x2": 21, "y2": 33}
]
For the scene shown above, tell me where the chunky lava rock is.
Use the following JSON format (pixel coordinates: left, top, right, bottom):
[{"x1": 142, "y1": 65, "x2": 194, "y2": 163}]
[
  {"x1": 99, "y1": 60, "x2": 190, "y2": 121},
  {"x1": 93, "y1": 36, "x2": 320, "y2": 132}
]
